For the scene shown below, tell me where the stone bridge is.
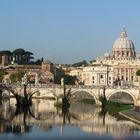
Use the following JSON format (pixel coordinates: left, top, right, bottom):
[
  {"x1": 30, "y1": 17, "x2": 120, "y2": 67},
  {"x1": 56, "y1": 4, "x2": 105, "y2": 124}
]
[{"x1": 1, "y1": 84, "x2": 140, "y2": 106}]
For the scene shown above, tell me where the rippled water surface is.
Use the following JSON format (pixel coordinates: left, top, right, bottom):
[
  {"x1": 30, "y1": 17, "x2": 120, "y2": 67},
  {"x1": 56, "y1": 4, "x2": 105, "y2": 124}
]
[{"x1": 0, "y1": 98, "x2": 140, "y2": 140}]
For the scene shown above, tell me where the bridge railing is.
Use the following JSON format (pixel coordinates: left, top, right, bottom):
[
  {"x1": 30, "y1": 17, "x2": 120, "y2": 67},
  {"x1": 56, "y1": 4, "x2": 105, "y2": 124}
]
[{"x1": 0, "y1": 83, "x2": 139, "y2": 90}]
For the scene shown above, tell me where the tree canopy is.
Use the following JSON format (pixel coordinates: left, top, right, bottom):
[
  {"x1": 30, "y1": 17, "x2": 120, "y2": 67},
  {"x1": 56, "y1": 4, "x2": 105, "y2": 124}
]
[
  {"x1": 136, "y1": 69, "x2": 140, "y2": 76},
  {"x1": 10, "y1": 70, "x2": 25, "y2": 83},
  {"x1": 0, "y1": 69, "x2": 5, "y2": 82},
  {"x1": 13, "y1": 48, "x2": 25, "y2": 54},
  {"x1": 54, "y1": 73, "x2": 77, "y2": 85},
  {"x1": 71, "y1": 60, "x2": 88, "y2": 67},
  {"x1": 0, "y1": 48, "x2": 34, "y2": 65},
  {"x1": 0, "y1": 50, "x2": 12, "y2": 55}
]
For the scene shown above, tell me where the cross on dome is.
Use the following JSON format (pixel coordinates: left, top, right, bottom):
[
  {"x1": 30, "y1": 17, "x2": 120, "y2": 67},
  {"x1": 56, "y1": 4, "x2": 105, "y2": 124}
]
[{"x1": 120, "y1": 27, "x2": 127, "y2": 38}]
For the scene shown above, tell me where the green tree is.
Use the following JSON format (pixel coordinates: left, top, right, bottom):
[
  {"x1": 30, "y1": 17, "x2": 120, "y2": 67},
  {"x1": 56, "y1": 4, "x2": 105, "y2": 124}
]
[
  {"x1": 13, "y1": 48, "x2": 34, "y2": 64},
  {"x1": 64, "y1": 75, "x2": 77, "y2": 85},
  {"x1": 54, "y1": 74, "x2": 77, "y2": 85},
  {"x1": 10, "y1": 70, "x2": 25, "y2": 83},
  {"x1": 0, "y1": 50, "x2": 12, "y2": 56},
  {"x1": 24, "y1": 51, "x2": 34, "y2": 63},
  {"x1": 136, "y1": 69, "x2": 140, "y2": 77},
  {"x1": 89, "y1": 59, "x2": 96, "y2": 64},
  {"x1": 136, "y1": 69, "x2": 140, "y2": 85},
  {"x1": 136, "y1": 69, "x2": 140, "y2": 99},
  {"x1": 0, "y1": 50, "x2": 12, "y2": 64},
  {"x1": 0, "y1": 69, "x2": 5, "y2": 82},
  {"x1": 13, "y1": 48, "x2": 25, "y2": 63},
  {"x1": 72, "y1": 60, "x2": 88, "y2": 67}
]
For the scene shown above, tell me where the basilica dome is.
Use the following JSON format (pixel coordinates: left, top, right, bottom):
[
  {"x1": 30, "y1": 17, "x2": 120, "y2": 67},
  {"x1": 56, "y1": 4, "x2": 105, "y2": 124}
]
[{"x1": 112, "y1": 28, "x2": 136, "y2": 60}]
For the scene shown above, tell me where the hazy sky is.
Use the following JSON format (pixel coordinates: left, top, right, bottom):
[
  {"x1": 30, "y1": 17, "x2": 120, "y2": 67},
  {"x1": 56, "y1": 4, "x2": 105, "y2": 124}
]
[{"x1": 0, "y1": 0, "x2": 140, "y2": 64}]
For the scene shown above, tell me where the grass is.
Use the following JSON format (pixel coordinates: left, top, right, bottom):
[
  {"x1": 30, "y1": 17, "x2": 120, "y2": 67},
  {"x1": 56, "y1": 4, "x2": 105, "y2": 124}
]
[{"x1": 106, "y1": 101, "x2": 133, "y2": 120}]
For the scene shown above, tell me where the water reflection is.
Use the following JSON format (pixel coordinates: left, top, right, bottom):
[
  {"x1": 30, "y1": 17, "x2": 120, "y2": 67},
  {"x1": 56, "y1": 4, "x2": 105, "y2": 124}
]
[{"x1": 0, "y1": 98, "x2": 140, "y2": 140}]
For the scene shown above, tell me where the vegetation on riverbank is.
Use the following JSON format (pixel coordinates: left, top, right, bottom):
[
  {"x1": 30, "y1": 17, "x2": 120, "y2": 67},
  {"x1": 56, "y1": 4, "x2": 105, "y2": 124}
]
[
  {"x1": 105, "y1": 101, "x2": 133, "y2": 119},
  {"x1": 54, "y1": 97, "x2": 133, "y2": 121}
]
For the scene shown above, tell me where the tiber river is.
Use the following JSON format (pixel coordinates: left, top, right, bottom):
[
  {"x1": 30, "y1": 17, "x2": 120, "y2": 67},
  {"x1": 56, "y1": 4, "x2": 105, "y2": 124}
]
[{"x1": 0, "y1": 98, "x2": 140, "y2": 140}]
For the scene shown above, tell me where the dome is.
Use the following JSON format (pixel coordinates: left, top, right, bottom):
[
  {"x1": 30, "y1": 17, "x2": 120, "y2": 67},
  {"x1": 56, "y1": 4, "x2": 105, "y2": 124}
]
[
  {"x1": 112, "y1": 28, "x2": 136, "y2": 60},
  {"x1": 113, "y1": 29, "x2": 135, "y2": 50}
]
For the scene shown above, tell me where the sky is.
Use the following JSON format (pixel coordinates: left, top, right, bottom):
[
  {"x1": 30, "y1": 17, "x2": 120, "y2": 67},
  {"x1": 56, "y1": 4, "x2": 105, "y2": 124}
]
[{"x1": 0, "y1": 0, "x2": 140, "y2": 64}]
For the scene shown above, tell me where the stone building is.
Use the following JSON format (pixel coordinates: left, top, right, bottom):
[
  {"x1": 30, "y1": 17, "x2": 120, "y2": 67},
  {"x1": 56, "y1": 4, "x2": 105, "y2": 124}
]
[{"x1": 69, "y1": 28, "x2": 140, "y2": 86}]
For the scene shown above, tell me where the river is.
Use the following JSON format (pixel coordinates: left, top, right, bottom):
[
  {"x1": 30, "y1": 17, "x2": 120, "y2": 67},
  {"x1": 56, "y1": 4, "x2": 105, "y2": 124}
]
[{"x1": 0, "y1": 98, "x2": 140, "y2": 140}]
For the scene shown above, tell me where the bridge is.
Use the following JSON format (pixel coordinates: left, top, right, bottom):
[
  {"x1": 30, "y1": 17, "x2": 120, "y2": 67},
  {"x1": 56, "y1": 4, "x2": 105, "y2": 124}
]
[{"x1": 1, "y1": 84, "x2": 140, "y2": 106}]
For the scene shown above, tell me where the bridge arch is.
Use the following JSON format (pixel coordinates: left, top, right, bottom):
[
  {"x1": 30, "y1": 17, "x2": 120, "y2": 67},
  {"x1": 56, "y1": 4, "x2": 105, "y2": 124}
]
[
  {"x1": 30, "y1": 88, "x2": 57, "y2": 100},
  {"x1": 70, "y1": 89, "x2": 98, "y2": 104},
  {"x1": 107, "y1": 89, "x2": 136, "y2": 104}
]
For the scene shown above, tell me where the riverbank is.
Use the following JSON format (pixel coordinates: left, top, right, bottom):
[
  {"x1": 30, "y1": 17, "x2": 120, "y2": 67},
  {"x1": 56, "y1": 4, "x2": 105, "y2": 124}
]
[{"x1": 120, "y1": 108, "x2": 140, "y2": 124}]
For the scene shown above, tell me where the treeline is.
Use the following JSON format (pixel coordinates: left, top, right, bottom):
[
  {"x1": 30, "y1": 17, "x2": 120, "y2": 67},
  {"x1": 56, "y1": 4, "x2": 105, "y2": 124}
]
[
  {"x1": 71, "y1": 60, "x2": 88, "y2": 67},
  {"x1": 0, "y1": 48, "x2": 43, "y2": 65}
]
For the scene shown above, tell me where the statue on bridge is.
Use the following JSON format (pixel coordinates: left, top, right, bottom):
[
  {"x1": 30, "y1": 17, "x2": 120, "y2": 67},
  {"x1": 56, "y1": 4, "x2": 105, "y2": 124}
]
[
  {"x1": 22, "y1": 74, "x2": 28, "y2": 85},
  {"x1": 35, "y1": 73, "x2": 39, "y2": 85},
  {"x1": 61, "y1": 78, "x2": 64, "y2": 86}
]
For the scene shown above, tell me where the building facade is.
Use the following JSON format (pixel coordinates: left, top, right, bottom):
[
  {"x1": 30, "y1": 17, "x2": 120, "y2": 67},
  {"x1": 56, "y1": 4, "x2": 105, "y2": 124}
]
[{"x1": 69, "y1": 28, "x2": 140, "y2": 86}]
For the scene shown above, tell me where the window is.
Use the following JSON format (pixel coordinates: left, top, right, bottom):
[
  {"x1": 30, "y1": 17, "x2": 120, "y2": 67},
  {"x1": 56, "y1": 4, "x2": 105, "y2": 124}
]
[{"x1": 100, "y1": 75, "x2": 103, "y2": 79}]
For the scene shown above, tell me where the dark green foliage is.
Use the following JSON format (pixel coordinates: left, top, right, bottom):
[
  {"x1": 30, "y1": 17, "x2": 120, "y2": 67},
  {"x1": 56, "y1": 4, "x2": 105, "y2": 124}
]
[
  {"x1": 10, "y1": 71, "x2": 25, "y2": 83},
  {"x1": 54, "y1": 74, "x2": 77, "y2": 85},
  {"x1": 136, "y1": 69, "x2": 140, "y2": 76},
  {"x1": 72, "y1": 60, "x2": 88, "y2": 67},
  {"x1": 106, "y1": 101, "x2": 132, "y2": 119},
  {"x1": 64, "y1": 75, "x2": 77, "y2": 85},
  {"x1": 89, "y1": 59, "x2": 96, "y2": 63},
  {"x1": 0, "y1": 48, "x2": 34, "y2": 65},
  {"x1": 0, "y1": 69, "x2": 5, "y2": 82},
  {"x1": 35, "y1": 58, "x2": 44, "y2": 65},
  {"x1": 13, "y1": 48, "x2": 34, "y2": 64},
  {"x1": 0, "y1": 50, "x2": 12, "y2": 55},
  {"x1": 13, "y1": 48, "x2": 25, "y2": 54}
]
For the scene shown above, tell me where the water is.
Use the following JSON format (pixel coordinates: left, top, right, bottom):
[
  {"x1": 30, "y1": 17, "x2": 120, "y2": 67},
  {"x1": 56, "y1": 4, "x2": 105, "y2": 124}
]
[{"x1": 0, "y1": 98, "x2": 140, "y2": 140}]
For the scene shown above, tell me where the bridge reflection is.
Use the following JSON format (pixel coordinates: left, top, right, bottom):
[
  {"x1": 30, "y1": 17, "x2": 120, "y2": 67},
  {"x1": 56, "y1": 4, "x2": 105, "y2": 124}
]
[{"x1": 0, "y1": 98, "x2": 140, "y2": 139}]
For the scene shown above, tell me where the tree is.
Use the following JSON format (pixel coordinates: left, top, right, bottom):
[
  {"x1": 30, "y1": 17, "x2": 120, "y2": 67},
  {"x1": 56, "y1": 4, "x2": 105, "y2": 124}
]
[
  {"x1": 72, "y1": 60, "x2": 88, "y2": 67},
  {"x1": 10, "y1": 70, "x2": 25, "y2": 83},
  {"x1": 136, "y1": 69, "x2": 140, "y2": 86},
  {"x1": 13, "y1": 48, "x2": 34, "y2": 64},
  {"x1": 0, "y1": 50, "x2": 12, "y2": 64},
  {"x1": 0, "y1": 50, "x2": 12, "y2": 56},
  {"x1": 13, "y1": 48, "x2": 25, "y2": 64},
  {"x1": 24, "y1": 51, "x2": 34, "y2": 63},
  {"x1": 35, "y1": 57, "x2": 44, "y2": 65},
  {"x1": 89, "y1": 59, "x2": 96, "y2": 64},
  {"x1": 54, "y1": 74, "x2": 77, "y2": 85},
  {"x1": 136, "y1": 69, "x2": 140, "y2": 77},
  {"x1": 136, "y1": 69, "x2": 140, "y2": 99},
  {"x1": 0, "y1": 69, "x2": 5, "y2": 82}
]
